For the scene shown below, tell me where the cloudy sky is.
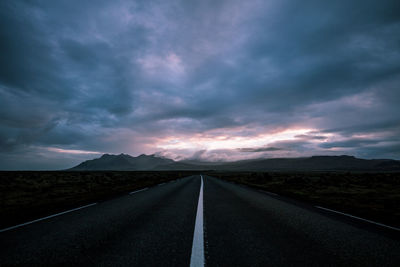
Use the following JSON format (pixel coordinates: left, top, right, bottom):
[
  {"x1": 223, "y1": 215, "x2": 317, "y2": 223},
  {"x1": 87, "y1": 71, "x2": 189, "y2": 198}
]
[{"x1": 1, "y1": 0, "x2": 399, "y2": 169}]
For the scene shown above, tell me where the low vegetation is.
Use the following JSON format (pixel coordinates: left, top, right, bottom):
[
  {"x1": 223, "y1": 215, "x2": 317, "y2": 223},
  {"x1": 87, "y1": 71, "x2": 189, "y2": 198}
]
[
  {"x1": 211, "y1": 171, "x2": 400, "y2": 228},
  {"x1": 0, "y1": 171, "x2": 200, "y2": 229},
  {"x1": 1, "y1": 171, "x2": 399, "y2": 229}
]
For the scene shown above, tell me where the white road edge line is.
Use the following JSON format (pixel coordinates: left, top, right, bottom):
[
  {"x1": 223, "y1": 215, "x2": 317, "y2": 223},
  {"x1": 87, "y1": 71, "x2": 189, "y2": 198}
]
[
  {"x1": 258, "y1": 189, "x2": 278, "y2": 196},
  {"x1": 158, "y1": 182, "x2": 166, "y2": 186},
  {"x1": 190, "y1": 175, "x2": 205, "y2": 267},
  {"x1": 315, "y1": 206, "x2": 400, "y2": 232},
  {"x1": 129, "y1": 187, "x2": 148, "y2": 195},
  {"x1": 0, "y1": 202, "x2": 97, "y2": 233}
]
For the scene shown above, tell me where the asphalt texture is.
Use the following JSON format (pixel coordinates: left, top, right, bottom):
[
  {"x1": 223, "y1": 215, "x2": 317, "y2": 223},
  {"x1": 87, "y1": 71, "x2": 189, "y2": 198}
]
[
  {"x1": 1, "y1": 175, "x2": 400, "y2": 266},
  {"x1": 204, "y1": 176, "x2": 400, "y2": 266},
  {"x1": 0, "y1": 176, "x2": 200, "y2": 266}
]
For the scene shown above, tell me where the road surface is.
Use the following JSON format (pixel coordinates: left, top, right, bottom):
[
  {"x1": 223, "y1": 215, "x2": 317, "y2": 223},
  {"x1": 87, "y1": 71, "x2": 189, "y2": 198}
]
[{"x1": 1, "y1": 175, "x2": 399, "y2": 266}]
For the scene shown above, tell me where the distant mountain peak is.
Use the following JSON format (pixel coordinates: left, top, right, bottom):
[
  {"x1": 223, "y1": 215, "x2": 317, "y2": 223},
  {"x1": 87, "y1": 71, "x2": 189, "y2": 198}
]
[
  {"x1": 69, "y1": 153, "x2": 175, "y2": 171},
  {"x1": 117, "y1": 153, "x2": 131, "y2": 157}
]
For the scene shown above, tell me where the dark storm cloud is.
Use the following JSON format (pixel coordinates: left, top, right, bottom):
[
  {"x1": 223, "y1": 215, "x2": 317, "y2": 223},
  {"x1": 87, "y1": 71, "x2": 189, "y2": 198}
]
[
  {"x1": 268, "y1": 140, "x2": 312, "y2": 152},
  {"x1": 295, "y1": 135, "x2": 327, "y2": 140},
  {"x1": 357, "y1": 144, "x2": 400, "y2": 159},
  {"x1": 238, "y1": 147, "x2": 283, "y2": 153},
  {"x1": 323, "y1": 120, "x2": 400, "y2": 137},
  {"x1": 1, "y1": 0, "x2": 399, "y2": 169},
  {"x1": 319, "y1": 139, "x2": 381, "y2": 149}
]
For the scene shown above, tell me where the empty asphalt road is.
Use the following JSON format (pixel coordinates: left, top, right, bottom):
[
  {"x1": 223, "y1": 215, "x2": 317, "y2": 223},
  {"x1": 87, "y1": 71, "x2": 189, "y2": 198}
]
[{"x1": 1, "y1": 175, "x2": 399, "y2": 266}]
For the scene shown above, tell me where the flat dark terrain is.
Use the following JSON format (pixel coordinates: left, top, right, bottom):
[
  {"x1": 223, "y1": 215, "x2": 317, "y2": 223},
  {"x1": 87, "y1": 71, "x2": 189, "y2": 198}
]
[
  {"x1": 213, "y1": 171, "x2": 400, "y2": 228},
  {"x1": 1, "y1": 175, "x2": 399, "y2": 266},
  {"x1": 0, "y1": 171, "x2": 200, "y2": 229},
  {"x1": 0, "y1": 176, "x2": 200, "y2": 266},
  {"x1": 204, "y1": 176, "x2": 400, "y2": 266},
  {"x1": 1, "y1": 170, "x2": 399, "y2": 230}
]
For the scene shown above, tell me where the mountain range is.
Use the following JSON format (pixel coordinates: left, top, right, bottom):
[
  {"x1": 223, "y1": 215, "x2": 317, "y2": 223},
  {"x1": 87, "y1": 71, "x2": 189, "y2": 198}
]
[{"x1": 69, "y1": 153, "x2": 400, "y2": 171}]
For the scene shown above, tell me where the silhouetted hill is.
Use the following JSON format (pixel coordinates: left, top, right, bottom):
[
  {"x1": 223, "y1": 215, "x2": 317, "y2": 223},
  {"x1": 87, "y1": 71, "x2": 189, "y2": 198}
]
[
  {"x1": 208, "y1": 155, "x2": 400, "y2": 171},
  {"x1": 69, "y1": 153, "x2": 174, "y2": 170},
  {"x1": 70, "y1": 154, "x2": 400, "y2": 171}
]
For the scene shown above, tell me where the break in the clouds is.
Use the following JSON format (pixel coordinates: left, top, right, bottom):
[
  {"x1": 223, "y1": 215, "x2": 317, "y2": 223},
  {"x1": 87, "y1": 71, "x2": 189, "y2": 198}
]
[{"x1": 1, "y1": 0, "x2": 400, "y2": 169}]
